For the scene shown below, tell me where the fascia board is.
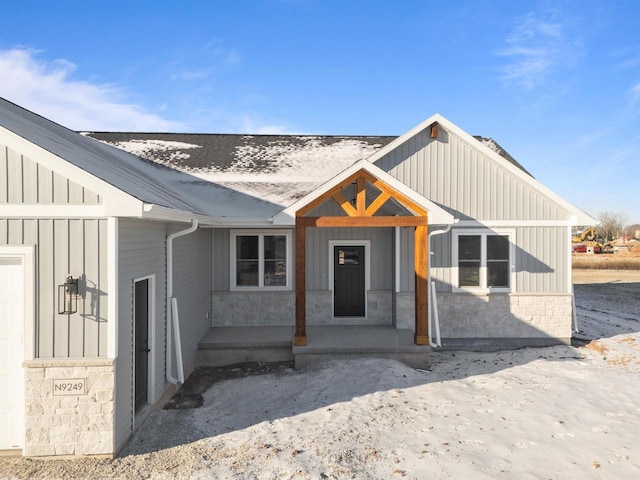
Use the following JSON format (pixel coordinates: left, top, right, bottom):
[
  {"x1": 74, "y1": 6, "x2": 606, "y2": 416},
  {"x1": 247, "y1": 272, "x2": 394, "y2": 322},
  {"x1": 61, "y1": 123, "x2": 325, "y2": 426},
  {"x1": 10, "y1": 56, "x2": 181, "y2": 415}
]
[
  {"x1": 273, "y1": 158, "x2": 454, "y2": 225},
  {"x1": 0, "y1": 205, "x2": 108, "y2": 218},
  {"x1": 0, "y1": 125, "x2": 142, "y2": 213},
  {"x1": 142, "y1": 204, "x2": 274, "y2": 227}
]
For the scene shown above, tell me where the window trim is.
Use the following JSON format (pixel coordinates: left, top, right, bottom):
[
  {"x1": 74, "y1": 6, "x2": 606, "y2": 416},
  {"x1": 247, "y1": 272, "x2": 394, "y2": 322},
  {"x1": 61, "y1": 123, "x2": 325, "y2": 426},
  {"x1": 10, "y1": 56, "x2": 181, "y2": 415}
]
[
  {"x1": 452, "y1": 229, "x2": 515, "y2": 293},
  {"x1": 230, "y1": 229, "x2": 292, "y2": 291}
]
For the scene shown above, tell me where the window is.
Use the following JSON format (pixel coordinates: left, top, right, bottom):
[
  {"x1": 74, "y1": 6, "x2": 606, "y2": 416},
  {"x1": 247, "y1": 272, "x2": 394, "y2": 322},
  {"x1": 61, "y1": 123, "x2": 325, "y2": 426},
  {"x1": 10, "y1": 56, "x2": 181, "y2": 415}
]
[
  {"x1": 231, "y1": 230, "x2": 291, "y2": 290},
  {"x1": 453, "y1": 230, "x2": 514, "y2": 291}
]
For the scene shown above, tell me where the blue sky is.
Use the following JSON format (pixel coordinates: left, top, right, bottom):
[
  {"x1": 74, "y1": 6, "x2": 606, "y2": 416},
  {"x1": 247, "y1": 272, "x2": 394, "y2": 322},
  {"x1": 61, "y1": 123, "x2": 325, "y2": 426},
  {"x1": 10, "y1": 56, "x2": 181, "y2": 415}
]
[{"x1": 0, "y1": 0, "x2": 638, "y2": 225}]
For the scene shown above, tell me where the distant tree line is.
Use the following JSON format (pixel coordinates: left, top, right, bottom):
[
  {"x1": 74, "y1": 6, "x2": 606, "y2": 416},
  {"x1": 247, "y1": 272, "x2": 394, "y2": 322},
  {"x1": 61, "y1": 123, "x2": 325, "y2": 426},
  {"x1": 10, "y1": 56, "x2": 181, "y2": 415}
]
[{"x1": 597, "y1": 211, "x2": 639, "y2": 241}]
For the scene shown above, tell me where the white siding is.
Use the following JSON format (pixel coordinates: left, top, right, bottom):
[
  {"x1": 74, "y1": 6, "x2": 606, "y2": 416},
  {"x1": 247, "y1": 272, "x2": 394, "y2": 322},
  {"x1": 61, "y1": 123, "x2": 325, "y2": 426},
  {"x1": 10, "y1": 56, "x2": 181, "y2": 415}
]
[
  {"x1": 375, "y1": 128, "x2": 569, "y2": 221},
  {"x1": 0, "y1": 218, "x2": 108, "y2": 357},
  {"x1": 0, "y1": 142, "x2": 101, "y2": 204}
]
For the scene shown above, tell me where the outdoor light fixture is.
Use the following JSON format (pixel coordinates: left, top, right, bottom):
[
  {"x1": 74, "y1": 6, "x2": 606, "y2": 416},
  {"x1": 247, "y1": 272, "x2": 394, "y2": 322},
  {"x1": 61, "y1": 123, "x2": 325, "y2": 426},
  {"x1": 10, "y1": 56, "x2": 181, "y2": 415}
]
[
  {"x1": 350, "y1": 181, "x2": 357, "y2": 206},
  {"x1": 58, "y1": 275, "x2": 79, "y2": 315}
]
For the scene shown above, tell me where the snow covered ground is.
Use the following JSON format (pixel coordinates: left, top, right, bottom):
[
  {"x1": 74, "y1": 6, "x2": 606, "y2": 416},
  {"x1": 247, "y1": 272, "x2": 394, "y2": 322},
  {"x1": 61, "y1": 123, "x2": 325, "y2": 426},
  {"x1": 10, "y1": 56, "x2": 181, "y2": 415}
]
[{"x1": 2, "y1": 271, "x2": 639, "y2": 479}]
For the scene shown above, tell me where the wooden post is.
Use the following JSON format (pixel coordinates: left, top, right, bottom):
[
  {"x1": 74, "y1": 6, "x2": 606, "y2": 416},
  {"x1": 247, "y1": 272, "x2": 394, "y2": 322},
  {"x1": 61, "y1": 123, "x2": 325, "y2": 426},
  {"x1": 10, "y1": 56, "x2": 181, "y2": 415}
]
[
  {"x1": 294, "y1": 223, "x2": 307, "y2": 346},
  {"x1": 414, "y1": 224, "x2": 429, "y2": 345}
]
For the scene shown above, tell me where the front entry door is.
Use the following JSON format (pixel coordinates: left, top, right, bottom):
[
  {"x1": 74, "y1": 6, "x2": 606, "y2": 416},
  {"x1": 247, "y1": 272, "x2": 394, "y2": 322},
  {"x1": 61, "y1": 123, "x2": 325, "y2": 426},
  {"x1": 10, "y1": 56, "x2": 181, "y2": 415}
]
[
  {"x1": 134, "y1": 279, "x2": 150, "y2": 412},
  {"x1": 334, "y1": 246, "x2": 366, "y2": 317}
]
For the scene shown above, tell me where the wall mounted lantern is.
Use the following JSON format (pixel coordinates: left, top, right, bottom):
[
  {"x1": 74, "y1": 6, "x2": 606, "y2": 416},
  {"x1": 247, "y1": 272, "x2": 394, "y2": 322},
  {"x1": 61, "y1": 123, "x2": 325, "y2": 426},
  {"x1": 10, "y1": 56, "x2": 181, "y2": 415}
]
[{"x1": 58, "y1": 275, "x2": 79, "y2": 314}]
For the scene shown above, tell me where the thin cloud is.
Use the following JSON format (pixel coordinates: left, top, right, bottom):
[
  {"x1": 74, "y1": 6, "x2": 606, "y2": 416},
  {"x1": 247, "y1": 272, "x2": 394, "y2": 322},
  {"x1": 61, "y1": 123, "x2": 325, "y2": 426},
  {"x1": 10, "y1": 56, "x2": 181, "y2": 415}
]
[
  {"x1": 497, "y1": 12, "x2": 579, "y2": 89},
  {"x1": 0, "y1": 48, "x2": 182, "y2": 131},
  {"x1": 631, "y1": 82, "x2": 640, "y2": 104}
]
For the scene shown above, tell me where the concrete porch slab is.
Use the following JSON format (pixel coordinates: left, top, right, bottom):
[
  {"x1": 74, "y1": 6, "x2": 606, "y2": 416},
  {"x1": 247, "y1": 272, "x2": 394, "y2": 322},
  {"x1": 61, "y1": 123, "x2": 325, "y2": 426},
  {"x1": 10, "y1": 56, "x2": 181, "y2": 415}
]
[{"x1": 197, "y1": 325, "x2": 432, "y2": 369}]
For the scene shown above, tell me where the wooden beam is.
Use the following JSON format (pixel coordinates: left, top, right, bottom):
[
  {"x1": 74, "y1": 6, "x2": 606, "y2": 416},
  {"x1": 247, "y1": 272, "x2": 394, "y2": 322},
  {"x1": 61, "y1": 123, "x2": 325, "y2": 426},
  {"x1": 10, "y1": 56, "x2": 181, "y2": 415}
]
[
  {"x1": 356, "y1": 176, "x2": 366, "y2": 216},
  {"x1": 294, "y1": 224, "x2": 307, "y2": 346},
  {"x1": 365, "y1": 191, "x2": 391, "y2": 217},
  {"x1": 298, "y1": 216, "x2": 428, "y2": 228},
  {"x1": 414, "y1": 224, "x2": 429, "y2": 345},
  {"x1": 362, "y1": 172, "x2": 428, "y2": 216},
  {"x1": 296, "y1": 171, "x2": 364, "y2": 217},
  {"x1": 331, "y1": 192, "x2": 357, "y2": 217}
]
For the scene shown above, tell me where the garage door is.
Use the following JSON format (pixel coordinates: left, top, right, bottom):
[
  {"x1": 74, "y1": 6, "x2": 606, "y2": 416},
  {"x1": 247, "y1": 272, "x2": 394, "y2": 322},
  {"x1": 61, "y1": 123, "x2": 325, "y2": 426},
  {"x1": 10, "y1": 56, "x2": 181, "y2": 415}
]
[{"x1": 0, "y1": 257, "x2": 25, "y2": 450}]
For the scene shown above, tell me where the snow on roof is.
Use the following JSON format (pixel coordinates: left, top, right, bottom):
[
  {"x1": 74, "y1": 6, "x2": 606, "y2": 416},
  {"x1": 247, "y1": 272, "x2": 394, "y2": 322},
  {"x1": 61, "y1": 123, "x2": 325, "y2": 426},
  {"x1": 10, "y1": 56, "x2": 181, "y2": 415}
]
[{"x1": 88, "y1": 133, "x2": 395, "y2": 207}]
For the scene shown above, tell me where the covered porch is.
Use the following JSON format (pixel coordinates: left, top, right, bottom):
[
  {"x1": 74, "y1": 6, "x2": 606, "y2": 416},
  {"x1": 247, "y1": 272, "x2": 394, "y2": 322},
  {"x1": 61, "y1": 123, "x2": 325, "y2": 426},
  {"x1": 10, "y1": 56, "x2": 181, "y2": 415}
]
[{"x1": 196, "y1": 325, "x2": 433, "y2": 369}]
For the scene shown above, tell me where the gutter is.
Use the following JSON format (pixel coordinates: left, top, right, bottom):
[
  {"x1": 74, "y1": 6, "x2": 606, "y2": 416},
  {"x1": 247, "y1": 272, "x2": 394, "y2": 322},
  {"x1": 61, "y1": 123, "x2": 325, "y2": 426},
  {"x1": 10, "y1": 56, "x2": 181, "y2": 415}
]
[
  {"x1": 427, "y1": 224, "x2": 454, "y2": 348},
  {"x1": 166, "y1": 219, "x2": 198, "y2": 385}
]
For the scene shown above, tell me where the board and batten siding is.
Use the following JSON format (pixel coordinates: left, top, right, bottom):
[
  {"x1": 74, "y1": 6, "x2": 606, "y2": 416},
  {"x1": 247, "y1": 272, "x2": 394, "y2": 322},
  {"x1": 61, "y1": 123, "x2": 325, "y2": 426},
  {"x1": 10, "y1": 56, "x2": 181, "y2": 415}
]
[
  {"x1": 399, "y1": 226, "x2": 569, "y2": 294},
  {"x1": 0, "y1": 218, "x2": 108, "y2": 357},
  {"x1": 306, "y1": 227, "x2": 393, "y2": 291},
  {"x1": 374, "y1": 128, "x2": 568, "y2": 222},
  {"x1": 115, "y1": 218, "x2": 167, "y2": 451},
  {"x1": 0, "y1": 142, "x2": 101, "y2": 204}
]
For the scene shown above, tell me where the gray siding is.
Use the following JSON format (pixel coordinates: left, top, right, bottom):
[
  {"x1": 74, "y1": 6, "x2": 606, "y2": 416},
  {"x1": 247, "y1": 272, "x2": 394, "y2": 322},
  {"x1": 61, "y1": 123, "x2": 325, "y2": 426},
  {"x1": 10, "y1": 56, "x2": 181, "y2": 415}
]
[
  {"x1": 171, "y1": 227, "x2": 212, "y2": 371},
  {"x1": 115, "y1": 220, "x2": 213, "y2": 450},
  {"x1": 307, "y1": 227, "x2": 393, "y2": 291},
  {"x1": 115, "y1": 219, "x2": 167, "y2": 450},
  {"x1": 515, "y1": 226, "x2": 568, "y2": 293},
  {"x1": 0, "y1": 218, "x2": 108, "y2": 357},
  {"x1": 374, "y1": 128, "x2": 569, "y2": 221},
  {"x1": 1, "y1": 142, "x2": 101, "y2": 204},
  {"x1": 400, "y1": 226, "x2": 569, "y2": 294},
  {"x1": 212, "y1": 228, "x2": 230, "y2": 291}
]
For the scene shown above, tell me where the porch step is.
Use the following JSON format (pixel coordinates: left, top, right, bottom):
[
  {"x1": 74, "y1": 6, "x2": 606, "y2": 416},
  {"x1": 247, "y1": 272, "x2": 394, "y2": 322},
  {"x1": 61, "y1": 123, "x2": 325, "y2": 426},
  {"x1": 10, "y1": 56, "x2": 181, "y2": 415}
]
[
  {"x1": 293, "y1": 326, "x2": 431, "y2": 369},
  {"x1": 196, "y1": 326, "x2": 294, "y2": 367},
  {"x1": 196, "y1": 326, "x2": 431, "y2": 370}
]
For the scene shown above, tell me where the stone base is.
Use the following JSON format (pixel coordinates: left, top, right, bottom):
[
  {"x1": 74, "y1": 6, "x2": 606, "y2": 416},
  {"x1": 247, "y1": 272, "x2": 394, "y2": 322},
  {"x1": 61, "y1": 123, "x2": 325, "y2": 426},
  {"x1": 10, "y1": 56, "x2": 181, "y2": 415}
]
[{"x1": 22, "y1": 358, "x2": 115, "y2": 457}]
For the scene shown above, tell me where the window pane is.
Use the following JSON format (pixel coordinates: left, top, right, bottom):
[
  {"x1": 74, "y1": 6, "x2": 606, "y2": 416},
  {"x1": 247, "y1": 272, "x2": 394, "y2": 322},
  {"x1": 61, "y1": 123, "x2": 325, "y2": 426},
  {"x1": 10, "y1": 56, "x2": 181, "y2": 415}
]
[
  {"x1": 487, "y1": 235, "x2": 509, "y2": 260},
  {"x1": 264, "y1": 235, "x2": 287, "y2": 286},
  {"x1": 236, "y1": 236, "x2": 258, "y2": 260},
  {"x1": 488, "y1": 261, "x2": 509, "y2": 287},
  {"x1": 458, "y1": 235, "x2": 481, "y2": 260},
  {"x1": 459, "y1": 261, "x2": 480, "y2": 286},
  {"x1": 264, "y1": 260, "x2": 287, "y2": 286},
  {"x1": 236, "y1": 260, "x2": 259, "y2": 286}
]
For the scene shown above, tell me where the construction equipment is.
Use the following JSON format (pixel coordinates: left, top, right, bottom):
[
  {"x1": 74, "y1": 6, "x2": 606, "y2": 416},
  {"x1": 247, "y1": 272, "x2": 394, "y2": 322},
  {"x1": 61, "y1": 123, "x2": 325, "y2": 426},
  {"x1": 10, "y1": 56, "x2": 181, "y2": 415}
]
[
  {"x1": 572, "y1": 226, "x2": 614, "y2": 253},
  {"x1": 572, "y1": 226, "x2": 596, "y2": 243}
]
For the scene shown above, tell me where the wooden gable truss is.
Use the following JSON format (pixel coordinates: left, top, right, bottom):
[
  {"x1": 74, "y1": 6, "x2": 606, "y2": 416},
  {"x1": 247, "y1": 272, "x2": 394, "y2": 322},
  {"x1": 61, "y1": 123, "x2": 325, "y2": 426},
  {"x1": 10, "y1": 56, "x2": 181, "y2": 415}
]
[{"x1": 294, "y1": 168, "x2": 429, "y2": 346}]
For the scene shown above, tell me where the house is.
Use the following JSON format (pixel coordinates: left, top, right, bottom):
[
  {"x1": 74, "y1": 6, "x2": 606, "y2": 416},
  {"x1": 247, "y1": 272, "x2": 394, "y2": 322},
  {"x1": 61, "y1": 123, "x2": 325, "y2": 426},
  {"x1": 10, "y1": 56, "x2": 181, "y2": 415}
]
[{"x1": 0, "y1": 97, "x2": 593, "y2": 457}]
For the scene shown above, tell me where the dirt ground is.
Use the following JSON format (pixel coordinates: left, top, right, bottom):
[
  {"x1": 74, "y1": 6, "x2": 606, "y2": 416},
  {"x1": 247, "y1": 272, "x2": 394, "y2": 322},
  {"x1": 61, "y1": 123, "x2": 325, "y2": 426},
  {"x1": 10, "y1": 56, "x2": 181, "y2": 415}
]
[{"x1": 1, "y1": 269, "x2": 638, "y2": 479}]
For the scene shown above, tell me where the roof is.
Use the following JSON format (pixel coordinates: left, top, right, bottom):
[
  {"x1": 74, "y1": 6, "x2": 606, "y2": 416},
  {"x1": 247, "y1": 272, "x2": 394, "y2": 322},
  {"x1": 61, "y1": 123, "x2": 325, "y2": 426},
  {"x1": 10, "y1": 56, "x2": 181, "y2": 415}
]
[
  {"x1": 0, "y1": 97, "x2": 294, "y2": 220},
  {"x1": 2, "y1": 96, "x2": 588, "y2": 225},
  {"x1": 83, "y1": 130, "x2": 530, "y2": 214},
  {"x1": 85, "y1": 132, "x2": 397, "y2": 209}
]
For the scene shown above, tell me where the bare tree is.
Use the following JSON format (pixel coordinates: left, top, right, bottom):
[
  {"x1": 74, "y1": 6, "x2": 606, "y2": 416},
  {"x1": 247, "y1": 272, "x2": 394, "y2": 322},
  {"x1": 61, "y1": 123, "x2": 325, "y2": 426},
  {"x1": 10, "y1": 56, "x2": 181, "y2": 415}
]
[
  {"x1": 625, "y1": 224, "x2": 640, "y2": 239},
  {"x1": 597, "y1": 211, "x2": 628, "y2": 241}
]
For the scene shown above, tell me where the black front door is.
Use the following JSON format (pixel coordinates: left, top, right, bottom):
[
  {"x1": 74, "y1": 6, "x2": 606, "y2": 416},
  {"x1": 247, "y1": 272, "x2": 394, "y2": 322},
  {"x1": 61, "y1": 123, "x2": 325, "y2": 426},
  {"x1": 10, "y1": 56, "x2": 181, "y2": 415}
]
[
  {"x1": 334, "y1": 246, "x2": 365, "y2": 317},
  {"x1": 134, "y1": 279, "x2": 149, "y2": 411}
]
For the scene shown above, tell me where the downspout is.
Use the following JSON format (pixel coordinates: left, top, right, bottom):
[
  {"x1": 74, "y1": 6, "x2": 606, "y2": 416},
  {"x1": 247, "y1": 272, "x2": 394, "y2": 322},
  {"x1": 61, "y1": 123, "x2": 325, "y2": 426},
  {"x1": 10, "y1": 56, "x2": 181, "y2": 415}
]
[
  {"x1": 166, "y1": 219, "x2": 198, "y2": 385},
  {"x1": 428, "y1": 224, "x2": 453, "y2": 348}
]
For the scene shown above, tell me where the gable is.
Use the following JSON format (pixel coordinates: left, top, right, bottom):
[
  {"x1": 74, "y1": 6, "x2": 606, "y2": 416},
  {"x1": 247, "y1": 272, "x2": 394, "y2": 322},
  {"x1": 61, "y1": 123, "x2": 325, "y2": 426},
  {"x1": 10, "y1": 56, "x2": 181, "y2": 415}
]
[
  {"x1": 372, "y1": 116, "x2": 592, "y2": 224},
  {"x1": 0, "y1": 140, "x2": 101, "y2": 205}
]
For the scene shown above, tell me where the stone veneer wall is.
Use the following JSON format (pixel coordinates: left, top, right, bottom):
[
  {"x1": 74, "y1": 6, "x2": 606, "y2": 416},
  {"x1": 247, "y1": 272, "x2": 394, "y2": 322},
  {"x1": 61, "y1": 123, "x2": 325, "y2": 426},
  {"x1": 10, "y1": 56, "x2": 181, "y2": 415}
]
[
  {"x1": 395, "y1": 293, "x2": 415, "y2": 331},
  {"x1": 437, "y1": 293, "x2": 573, "y2": 340},
  {"x1": 23, "y1": 358, "x2": 115, "y2": 457},
  {"x1": 211, "y1": 291, "x2": 295, "y2": 326},
  {"x1": 307, "y1": 291, "x2": 392, "y2": 325}
]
